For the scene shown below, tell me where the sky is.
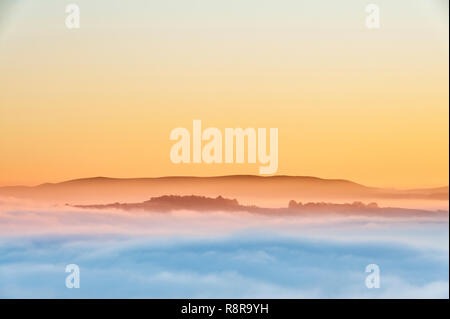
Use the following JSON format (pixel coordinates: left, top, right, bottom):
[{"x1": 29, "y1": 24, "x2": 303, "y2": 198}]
[{"x1": 0, "y1": 0, "x2": 448, "y2": 188}]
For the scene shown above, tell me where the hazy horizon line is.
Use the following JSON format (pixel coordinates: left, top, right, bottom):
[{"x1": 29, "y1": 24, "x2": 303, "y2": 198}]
[{"x1": 1, "y1": 174, "x2": 448, "y2": 191}]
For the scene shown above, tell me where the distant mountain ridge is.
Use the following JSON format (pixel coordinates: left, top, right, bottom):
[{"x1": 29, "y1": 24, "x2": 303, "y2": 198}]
[{"x1": 0, "y1": 175, "x2": 448, "y2": 206}]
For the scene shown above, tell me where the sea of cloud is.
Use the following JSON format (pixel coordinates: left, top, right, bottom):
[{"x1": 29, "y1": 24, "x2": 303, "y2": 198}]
[{"x1": 0, "y1": 200, "x2": 448, "y2": 298}]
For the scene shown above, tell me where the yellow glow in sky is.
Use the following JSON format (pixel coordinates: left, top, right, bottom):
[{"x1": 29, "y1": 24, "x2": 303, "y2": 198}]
[{"x1": 0, "y1": 0, "x2": 448, "y2": 188}]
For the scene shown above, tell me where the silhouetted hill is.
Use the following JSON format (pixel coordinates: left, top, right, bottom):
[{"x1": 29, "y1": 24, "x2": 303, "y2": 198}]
[
  {"x1": 0, "y1": 175, "x2": 447, "y2": 207},
  {"x1": 73, "y1": 195, "x2": 449, "y2": 218}
]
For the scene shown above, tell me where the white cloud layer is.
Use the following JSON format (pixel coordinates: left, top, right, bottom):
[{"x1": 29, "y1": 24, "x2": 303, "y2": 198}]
[{"x1": 0, "y1": 202, "x2": 448, "y2": 298}]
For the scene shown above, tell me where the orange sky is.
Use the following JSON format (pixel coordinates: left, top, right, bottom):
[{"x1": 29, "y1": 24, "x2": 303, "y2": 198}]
[{"x1": 0, "y1": 0, "x2": 448, "y2": 188}]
